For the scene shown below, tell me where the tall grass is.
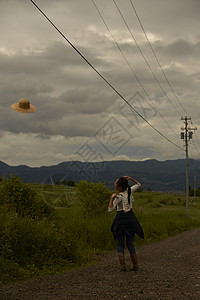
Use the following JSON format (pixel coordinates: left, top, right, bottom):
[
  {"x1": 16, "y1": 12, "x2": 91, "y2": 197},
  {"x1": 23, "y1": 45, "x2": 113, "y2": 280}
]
[
  {"x1": 56, "y1": 192, "x2": 200, "y2": 251},
  {"x1": 1, "y1": 179, "x2": 200, "y2": 284}
]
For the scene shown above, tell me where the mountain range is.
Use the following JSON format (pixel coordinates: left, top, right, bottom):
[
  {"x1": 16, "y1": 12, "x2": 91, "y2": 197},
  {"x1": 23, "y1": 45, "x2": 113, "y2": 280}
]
[{"x1": 1, "y1": 159, "x2": 200, "y2": 192}]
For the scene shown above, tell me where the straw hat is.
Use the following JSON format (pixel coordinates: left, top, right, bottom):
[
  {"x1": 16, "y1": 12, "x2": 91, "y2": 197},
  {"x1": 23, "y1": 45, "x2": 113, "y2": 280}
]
[{"x1": 11, "y1": 98, "x2": 37, "y2": 113}]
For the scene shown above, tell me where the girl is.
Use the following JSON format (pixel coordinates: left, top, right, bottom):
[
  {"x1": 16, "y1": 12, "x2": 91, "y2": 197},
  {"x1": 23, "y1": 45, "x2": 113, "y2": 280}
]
[{"x1": 108, "y1": 176, "x2": 144, "y2": 271}]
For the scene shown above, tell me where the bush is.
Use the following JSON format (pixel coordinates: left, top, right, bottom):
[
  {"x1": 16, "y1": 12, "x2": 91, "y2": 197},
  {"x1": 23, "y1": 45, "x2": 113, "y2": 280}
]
[
  {"x1": 8, "y1": 217, "x2": 75, "y2": 268},
  {"x1": 0, "y1": 175, "x2": 55, "y2": 219},
  {"x1": 0, "y1": 257, "x2": 27, "y2": 283},
  {"x1": 0, "y1": 209, "x2": 81, "y2": 282},
  {"x1": 76, "y1": 181, "x2": 112, "y2": 216}
]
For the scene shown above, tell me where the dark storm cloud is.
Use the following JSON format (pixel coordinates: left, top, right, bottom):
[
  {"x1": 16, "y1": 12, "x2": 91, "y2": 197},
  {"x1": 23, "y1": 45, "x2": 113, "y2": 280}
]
[
  {"x1": 0, "y1": 41, "x2": 107, "y2": 77},
  {"x1": 0, "y1": 39, "x2": 116, "y2": 138},
  {"x1": 0, "y1": 33, "x2": 198, "y2": 138},
  {"x1": 154, "y1": 39, "x2": 200, "y2": 60},
  {"x1": 0, "y1": 0, "x2": 200, "y2": 166}
]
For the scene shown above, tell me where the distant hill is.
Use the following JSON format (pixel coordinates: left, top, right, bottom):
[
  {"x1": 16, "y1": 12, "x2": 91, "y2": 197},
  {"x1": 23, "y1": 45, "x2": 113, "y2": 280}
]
[{"x1": 0, "y1": 159, "x2": 200, "y2": 192}]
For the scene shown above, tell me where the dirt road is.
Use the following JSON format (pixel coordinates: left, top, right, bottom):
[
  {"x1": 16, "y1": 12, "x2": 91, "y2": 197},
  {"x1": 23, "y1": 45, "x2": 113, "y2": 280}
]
[{"x1": 0, "y1": 228, "x2": 200, "y2": 300}]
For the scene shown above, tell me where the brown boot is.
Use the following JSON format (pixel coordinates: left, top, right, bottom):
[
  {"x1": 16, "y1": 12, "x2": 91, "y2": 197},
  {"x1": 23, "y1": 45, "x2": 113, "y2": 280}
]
[
  {"x1": 130, "y1": 254, "x2": 139, "y2": 271},
  {"x1": 118, "y1": 254, "x2": 126, "y2": 271}
]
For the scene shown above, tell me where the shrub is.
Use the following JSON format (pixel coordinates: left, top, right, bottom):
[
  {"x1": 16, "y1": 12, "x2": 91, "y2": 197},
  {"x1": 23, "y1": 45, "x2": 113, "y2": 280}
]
[
  {"x1": 0, "y1": 257, "x2": 27, "y2": 283},
  {"x1": 76, "y1": 181, "x2": 112, "y2": 216},
  {"x1": 8, "y1": 217, "x2": 75, "y2": 268},
  {"x1": 0, "y1": 212, "x2": 79, "y2": 282},
  {"x1": 0, "y1": 175, "x2": 55, "y2": 219}
]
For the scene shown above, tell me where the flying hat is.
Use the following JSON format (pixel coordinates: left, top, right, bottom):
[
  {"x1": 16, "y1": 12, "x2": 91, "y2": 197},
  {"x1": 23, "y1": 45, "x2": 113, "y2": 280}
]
[{"x1": 11, "y1": 98, "x2": 37, "y2": 113}]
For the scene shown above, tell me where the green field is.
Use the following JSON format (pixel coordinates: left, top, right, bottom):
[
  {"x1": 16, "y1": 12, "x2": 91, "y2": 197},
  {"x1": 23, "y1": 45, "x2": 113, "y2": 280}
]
[
  {"x1": 33, "y1": 182, "x2": 200, "y2": 248},
  {"x1": 1, "y1": 178, "x2": 200, "y2": 283},
  {"x1": 55, "y1": 187, "x2": 200, "y2": 247}
]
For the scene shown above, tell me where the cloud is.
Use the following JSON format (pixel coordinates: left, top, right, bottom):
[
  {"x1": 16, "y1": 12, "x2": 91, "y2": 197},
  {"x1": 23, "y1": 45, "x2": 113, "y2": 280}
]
[{"x1": 0, "y1": 0, "x2": 200, "y2": 166}]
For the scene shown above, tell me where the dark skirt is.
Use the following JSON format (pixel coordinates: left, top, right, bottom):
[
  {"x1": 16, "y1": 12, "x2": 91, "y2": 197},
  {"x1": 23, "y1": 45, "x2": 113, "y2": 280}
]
[{"x1": 111, "y1": 209, "x2": 144, "y2": 241}]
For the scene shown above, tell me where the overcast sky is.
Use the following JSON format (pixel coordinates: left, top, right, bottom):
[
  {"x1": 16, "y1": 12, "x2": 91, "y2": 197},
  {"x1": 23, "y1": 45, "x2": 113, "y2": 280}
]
[{"x1": 1, "y1": 0, "x2": 200, "y2": 167}]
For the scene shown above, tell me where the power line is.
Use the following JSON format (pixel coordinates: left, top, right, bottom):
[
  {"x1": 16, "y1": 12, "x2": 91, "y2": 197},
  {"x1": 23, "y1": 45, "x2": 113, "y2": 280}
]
[
  {"x1": 91, "y1": 0, "x2": 179, "y2": 137},
  {"x1": 112, "y1": 0, "x2": 182, "y2": 117},
  {"x1": 188, "y1": 154, "x2": 200, "y2": 178},
  {"x1": 193, "y1": 128, "x2": 200, "y2": 146},
  {"x1": 188, "y1": 121, "x2": 200, "y2": 158},
  {"x1": 29, "y1": 0, "x2": 184, "y2": 152},
  {"x1": 129, "y1": 0, "x2": 189, "y2": 117},
  {"x1": 91, "y1": 0, "x2": 179, "y2": 138},
  {"x1": 190, "y1": 140, "x2": 200, "y2": 158}
]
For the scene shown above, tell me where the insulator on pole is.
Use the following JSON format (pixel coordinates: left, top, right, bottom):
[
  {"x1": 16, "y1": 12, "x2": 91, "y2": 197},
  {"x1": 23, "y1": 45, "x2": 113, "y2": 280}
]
[
  {"x1": 181, "y1": 132, "x2": 184, "y2": 139},
  {"x1": 189, "y1": 132, "x2": 193, "y2": 139}
]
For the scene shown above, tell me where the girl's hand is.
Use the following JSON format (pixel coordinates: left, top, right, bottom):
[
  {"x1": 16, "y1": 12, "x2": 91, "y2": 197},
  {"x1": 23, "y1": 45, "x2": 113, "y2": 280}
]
[
  {"x1": 108, "y1": 193, "x2": 118, "y2": 210},
  {"x1": 124, "y1": 176, "x2": 140, "y2": 185},
  {"x1": 111, "y1": 193, "x2": 118, "y2": 200}
]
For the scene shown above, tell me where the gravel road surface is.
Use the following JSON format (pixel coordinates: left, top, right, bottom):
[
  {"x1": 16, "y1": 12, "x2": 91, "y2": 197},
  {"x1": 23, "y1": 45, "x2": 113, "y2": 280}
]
[{"x1": 0, "y1": 228, "x2": 200, "y2": 300}]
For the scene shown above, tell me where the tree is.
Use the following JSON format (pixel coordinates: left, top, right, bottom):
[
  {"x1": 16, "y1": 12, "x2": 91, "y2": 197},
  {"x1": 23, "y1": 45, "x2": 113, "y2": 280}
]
[{"x1": 76, "y1": 181, "x2": 112, "y2": 216}]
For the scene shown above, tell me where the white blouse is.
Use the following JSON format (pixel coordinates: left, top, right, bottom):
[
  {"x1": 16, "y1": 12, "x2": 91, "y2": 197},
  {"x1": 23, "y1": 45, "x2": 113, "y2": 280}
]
[{"x1": 108, "y1": 182, "x2": 141, "y2": 213}]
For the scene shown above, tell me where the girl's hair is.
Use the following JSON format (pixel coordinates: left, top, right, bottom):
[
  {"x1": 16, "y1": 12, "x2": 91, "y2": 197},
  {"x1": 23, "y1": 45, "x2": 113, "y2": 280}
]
[{"x1": 117, "y1": 177, "x2": 131, "y2": 204}]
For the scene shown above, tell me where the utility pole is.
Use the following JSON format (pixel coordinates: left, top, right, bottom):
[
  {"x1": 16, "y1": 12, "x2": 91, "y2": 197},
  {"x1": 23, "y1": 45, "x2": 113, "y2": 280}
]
[{"x1": 181, "y1": 116, "x2": 197, "y2": 218}]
